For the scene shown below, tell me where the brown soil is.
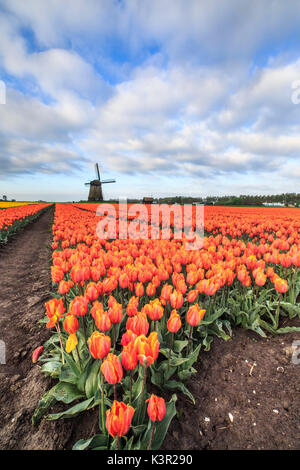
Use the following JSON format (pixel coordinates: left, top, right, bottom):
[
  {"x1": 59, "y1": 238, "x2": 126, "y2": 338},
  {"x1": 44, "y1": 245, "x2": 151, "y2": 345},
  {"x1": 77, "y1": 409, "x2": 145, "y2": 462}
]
[
  {"x1": 162, "y1": 322, "x2": 300, "y2": 450},
  {"x1": 0, "y1": 208, "x2": 299, "y2": 450},
  {"x1": 0, "y1": 206, "x2": 84, "y2": 450}
]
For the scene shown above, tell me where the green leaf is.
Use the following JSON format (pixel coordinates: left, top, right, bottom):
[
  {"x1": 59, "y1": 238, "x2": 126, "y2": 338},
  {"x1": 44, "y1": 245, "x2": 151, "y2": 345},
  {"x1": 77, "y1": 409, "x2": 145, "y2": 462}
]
[
  {"x1": 280, "y1": 302, "x2": 300, "y2": 319},
  {"x1": 73, "y1": 434, "x2": 108, "y2": 450},
  {"x1": 173, "y1": 340, "x2": 188, "y2": 353},
  {"x1": 40, "y1": 361, "x2": 61, "y2": 377},
  {"x1": 275, "y1": 326, "x2": 300, "y2": 334},
  {"x1": 123, "y1": 435, "x2": 135, "y2": 450},
  {"x1": 178, "y1": 367, "x2": 197, "y2": 382},
  {"x1": 59, "y1": 364, "x2": 79, "y2": 384},
  {"x1": 200, "y1": 307, "x2": 226, "y2": 325},
  {"x1": 181, "y1": 344, "x2": 201, "y2": 370},
  {"x1": 46, "y1": 397, "x2": 94, "y2": 420},
  {"x1": 132, "y1": 424, "x2": 147, "y2": 436},
  {"x1": 32, "y1": 385, "x2": 58, "y2": 426},
  {"x1": 207, "y1": 322, "x2": 230, "y2": 341},
  {"x1": 53, "y1": 382, "x2": 84, "y2": 404},
  {"x1": 85, "y1": 359, "x2": 100, "y2": 398},
  {"x1": 165, "y1": 380, "x2": 195, "y2": 404}
]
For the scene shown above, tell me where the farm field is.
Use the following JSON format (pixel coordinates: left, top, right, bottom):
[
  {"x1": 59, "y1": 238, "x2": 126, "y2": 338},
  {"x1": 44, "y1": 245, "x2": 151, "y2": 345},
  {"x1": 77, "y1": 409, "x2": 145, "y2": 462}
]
[{"x1": 0, "y1": 203, "x2": 299, "y2": 450}]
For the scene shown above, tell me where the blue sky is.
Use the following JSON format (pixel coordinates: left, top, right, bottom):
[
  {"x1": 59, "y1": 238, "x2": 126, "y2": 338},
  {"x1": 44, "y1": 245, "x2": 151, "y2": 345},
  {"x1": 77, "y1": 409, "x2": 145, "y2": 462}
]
[{"x1": 0, "y1": 0, "x2": 300, "y2": 201}]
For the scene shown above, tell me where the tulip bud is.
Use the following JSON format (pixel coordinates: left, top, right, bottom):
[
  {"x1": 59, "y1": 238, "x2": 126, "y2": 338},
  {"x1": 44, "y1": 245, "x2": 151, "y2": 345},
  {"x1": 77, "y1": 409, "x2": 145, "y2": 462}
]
[
  {"x1": 106, "y1": 401, "x2": 135, "y2": 437},
  {"x1": 32, "y1": 346, "x2": 44, "y2": 363},
  {"x1": 146, "y1": 394, "x2": 166, "y2": 422}
]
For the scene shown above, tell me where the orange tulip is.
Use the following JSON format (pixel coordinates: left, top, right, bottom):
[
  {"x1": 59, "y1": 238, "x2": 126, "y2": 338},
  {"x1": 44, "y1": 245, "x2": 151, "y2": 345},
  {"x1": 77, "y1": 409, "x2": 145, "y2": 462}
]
[
  {"x1": 101, "y1": 353, "x2": 123, "y2": 384},
  {"x1": 121, "y1": 341, "x2": 138, "y2": 371},
  {"x1": 186, "y1": 305, "x2": 206, "y2": 327},
  {"x1": 108, "y1": 301, "x2": 123, "y2": 324},
  {"x1": 45, "y1": 298, "x2": 65, "y2": 328},
  {"x1": 135, "y1": 282, "x2": 144, "y2": 297},
  {"x1": 106, "y1": 401, "x2": 134, "y2": 437},
  {"x1": 147, "y1": 299, "x2": 164, "y2": 321},
  {"x1": 167, "y1": 310, "x2": 181, "y2": 333},
  {"x1": 51, "y1": 265, "x2": 65, "y2": 284},
  {"x1": 134, "y1": 332, "x2": 159, "y2": 367},
  {"x1": 84, "y1": 282, "x2": 99, "y2": 302},
  {"x1": 121, "y1": 329, "x2": 137, "y2": 347},
  {"x1": 146, "y1": 394, "x2": 166, "y2": 422},
  {"x1": 126, "y1": 296, "x2": 139, "y2": 317},
  {"x1": 170, "y1": 290, "x2": 183, "y2": 309},
  {"x1": 88, "y1": 331, "x2": 111, "y2": 359},
  {"x1": 126, "y1": 312, "x2": 149, "y2": 336},
  {"x1": 69, "y1": 296, "x2": 88, "y2": 317},
  {"x1": 274, "y1": 278, "x2": 289, "y2": 293},
  {"x1": 63, "y1": 314, "x2": 79, "y2": 334}
]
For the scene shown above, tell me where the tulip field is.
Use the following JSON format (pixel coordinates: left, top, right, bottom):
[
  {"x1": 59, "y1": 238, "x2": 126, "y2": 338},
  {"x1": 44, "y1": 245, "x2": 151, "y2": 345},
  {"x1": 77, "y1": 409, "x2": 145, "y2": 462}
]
[
  {"x1": 25, "y1": 202, "x2": 300, "y2": 450},
  {"x1": 0, "y1": 203, "x2": 51, "y2": 245}
]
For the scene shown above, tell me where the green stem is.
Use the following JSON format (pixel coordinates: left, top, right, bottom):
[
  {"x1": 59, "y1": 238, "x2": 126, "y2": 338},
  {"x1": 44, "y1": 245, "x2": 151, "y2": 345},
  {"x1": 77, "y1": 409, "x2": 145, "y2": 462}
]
[
  {"x1": 113, "y1": 324, "x2": 116, "y2": 352},
  {"x1": 76, "y1": 345, "x2": 81, "y2": 371},
  {"x1": 167, "y1": 333, "x2": 174, "y2": 369},
  {"x1": 55, "y1": 322, "x2": 65, "y2": 365},
  {"x1": 147, "y1": 421, "x2": 156, "y2": 450},
  {"x1": 129, "y1": 370, "x2": 133, "y2": 405},
  {"x1": 138, "y1": 366, "x2": 147, "y2": 424},
  {"x1": 186, "y1": 325, "x2": 193, "y2": 356},
  {"x1": 100, "y1": 364, "x2": 106, "y2": 435},
  {"x1": 275, "y1": 293, "x2": 282, "y2": 329}
]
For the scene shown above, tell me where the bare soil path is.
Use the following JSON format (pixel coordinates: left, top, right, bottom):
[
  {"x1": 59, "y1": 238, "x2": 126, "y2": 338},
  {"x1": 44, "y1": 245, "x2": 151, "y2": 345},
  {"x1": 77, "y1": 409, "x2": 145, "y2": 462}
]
[{"x1": 0, "y1": 206, "x2": 77, "y2": 450}]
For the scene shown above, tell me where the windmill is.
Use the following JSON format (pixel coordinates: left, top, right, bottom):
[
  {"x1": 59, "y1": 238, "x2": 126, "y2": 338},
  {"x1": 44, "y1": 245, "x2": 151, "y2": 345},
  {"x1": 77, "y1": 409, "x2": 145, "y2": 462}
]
[{"x1": 85, "y1": 163, "x2": 116, "y2": 201}]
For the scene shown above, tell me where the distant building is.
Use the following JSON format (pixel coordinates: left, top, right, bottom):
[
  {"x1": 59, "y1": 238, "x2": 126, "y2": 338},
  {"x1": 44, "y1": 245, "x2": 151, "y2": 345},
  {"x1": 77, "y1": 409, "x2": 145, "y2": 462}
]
[
  {"x1": 143, "y1": 197, "x2": 153, "y2": 204},
  {"x1": 262, "y1": 202, "x2": 285, "y2": 207}
]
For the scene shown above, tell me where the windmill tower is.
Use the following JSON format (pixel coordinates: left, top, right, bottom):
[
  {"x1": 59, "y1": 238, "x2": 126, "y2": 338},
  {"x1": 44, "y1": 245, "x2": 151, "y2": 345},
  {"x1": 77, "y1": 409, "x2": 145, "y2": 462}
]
[{"x1": 85, "y1": 163, "x2": 116, "y2": 202}]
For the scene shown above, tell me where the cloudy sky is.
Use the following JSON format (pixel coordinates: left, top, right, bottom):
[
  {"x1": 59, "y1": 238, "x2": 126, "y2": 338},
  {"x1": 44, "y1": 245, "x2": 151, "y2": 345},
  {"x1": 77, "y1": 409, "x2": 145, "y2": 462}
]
[{"x1": 0, "y1": 0, "x2": 300, "y2": 201}]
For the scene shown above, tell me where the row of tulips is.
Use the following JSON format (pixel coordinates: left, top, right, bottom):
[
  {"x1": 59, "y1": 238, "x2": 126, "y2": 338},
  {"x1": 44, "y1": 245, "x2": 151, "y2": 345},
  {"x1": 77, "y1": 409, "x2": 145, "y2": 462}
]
[
  {"x1": 0, "y1": 203, "x2": 52, "y2": 244},
  {"x1": 32, "y1": 202, "x2": 300, "y2": 450}
]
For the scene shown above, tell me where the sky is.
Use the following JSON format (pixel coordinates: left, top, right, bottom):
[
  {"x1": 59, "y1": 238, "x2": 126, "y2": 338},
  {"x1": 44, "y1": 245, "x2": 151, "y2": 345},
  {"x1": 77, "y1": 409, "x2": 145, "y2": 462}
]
[{"x1": 0, "y1": 0, "x2": 300, "y2": 202}]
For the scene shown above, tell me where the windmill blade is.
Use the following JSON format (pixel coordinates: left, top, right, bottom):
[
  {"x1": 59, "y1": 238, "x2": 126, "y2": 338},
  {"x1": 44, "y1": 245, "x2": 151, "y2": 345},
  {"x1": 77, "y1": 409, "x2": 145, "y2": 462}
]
[
  {"x1": 95, "y1": 163, "x2": 101, "y2": 180},
  {"x1": 102, "y1": 179, "x2": 116, "y2": 184},
  {"x1": 84, "y1": 182, "x2": 91, "y2": 186}
]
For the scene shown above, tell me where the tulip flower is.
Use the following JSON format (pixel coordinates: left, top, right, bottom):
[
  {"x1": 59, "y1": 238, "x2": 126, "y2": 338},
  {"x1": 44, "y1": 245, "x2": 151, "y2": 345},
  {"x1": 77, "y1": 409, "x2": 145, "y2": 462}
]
[
  {"x1": 51, "y1": 265, "x2": 65, "y2": 284},
  {"x1": 134, "y1": 332, "x2": 160, "y2": 423},
  {"x1": 45, "y1": 298, "x2": 66, "y2": 364},
  {"x1": 106, "y1": 401, "x2": 135, "y2": 449},
  {"x1": 148, "y1": 299, "x2": 164, "y2": 323},
  {"x1": 121, "y1": 340, "x2": 138, "y2": 404},
  {"x1": 186, "y1": 305, "x2": 206, "y2": 355},
  {"x1": 170, "y1": 290, "x2": 183, "y2": 309},
  {"x1": 101, "y1": 353, "x2": 123, "y2": 385},
  {"x1": 126, "y1": 296, "x2": 139, "y2": 317},
  {"x1": 146, "y1": 395, "x2": 166, "y2": 450},
  {"x1": 32, "y1": 346, "x2": 43, "y2": 363},
  {"x1": 126, "y1": 312, "x2": 149, "y2": 336},
  {"x1": 121, "y1": 329, "x2": 137, "y2": 347},
  {"x1": 63, "y1": 314, "x2": 80, "y2": 356},
  {"x1": 45, "y1": 298, "x2": 65, "y2": 328},
  {"x1": 167, "y1": 310, "x2": 181, "y2": 333},
  {"x1": 166, "y1": 310, "x2": 181, "y2": 367},
  {"x1": 69, "y1": 296, "x2": 88, "y2": 317},
  {"x1": 84, "y1": 282, "x2": 99, "y2": 302},
  {"x1": 88, "y1": 331, "x2": 111, "y2": 360},
  {"x1": 69, "y1": 295, "x2": 89, "y2": 341},
  {"x1": 146, "y1": 394, "x2": 166, "y2": 422}
]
